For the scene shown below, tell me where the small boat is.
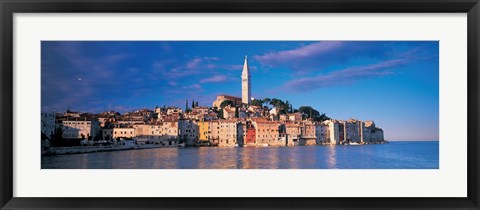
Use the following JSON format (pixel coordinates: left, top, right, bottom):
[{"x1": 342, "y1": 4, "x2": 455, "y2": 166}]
[
  {"x1": 177, "y1": 143, "x2": 185, "y2": 148},
  {"x1": 348, "y1": 142, "x2": 361, "y2": 146},
  {"x1": 261, "y1": 143, "x2": 269, "y2": 147},
  {"x1": 234, "y1": 144, "x2": 239, "y2": 148}
]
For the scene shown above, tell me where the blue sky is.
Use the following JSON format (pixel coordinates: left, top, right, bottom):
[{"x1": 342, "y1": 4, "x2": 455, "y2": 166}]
[{"x1": 41, "y1": 41, "x2": 439, "y2": 141}]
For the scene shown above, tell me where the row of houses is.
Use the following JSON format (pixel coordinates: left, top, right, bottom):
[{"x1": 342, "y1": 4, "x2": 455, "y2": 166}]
[{"x1": 42, "y1": 109, "x2": 385, "y2": 147}]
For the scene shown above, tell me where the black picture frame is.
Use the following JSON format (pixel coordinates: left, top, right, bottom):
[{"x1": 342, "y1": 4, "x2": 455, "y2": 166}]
[{"x1": 1, "y1": 0, "x2": 479, "y2": 209}]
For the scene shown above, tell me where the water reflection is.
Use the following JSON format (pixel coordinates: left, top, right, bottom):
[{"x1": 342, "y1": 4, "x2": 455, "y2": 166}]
[
  {"x1": 41, "y1": 142, "x2": 439, "y2": 169},
  {"x1": 327, "y1": 145, "x2": 336, "y2": 169}
]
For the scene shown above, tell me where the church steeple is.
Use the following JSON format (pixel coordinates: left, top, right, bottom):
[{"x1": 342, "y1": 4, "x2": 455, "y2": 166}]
[{"x1": 241, "y1": 55, "x2": 251, "y2": 105}]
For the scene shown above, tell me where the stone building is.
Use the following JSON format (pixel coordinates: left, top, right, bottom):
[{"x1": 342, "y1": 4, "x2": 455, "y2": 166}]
[
  {"x1": 217, "y1": 119, "x2": 242, "y2": 147},
  {"x1": 315, "y1": 123, "x2": 329, "y2": 144},
  {"x1": 300, "y1": 122, "x2": 317, "y2": 146},
  {"x1": 58, "y1": 117, "x2": 100, "y2": 140},
  {"x1": 324, "y1": 120, "x2": 340, "y2": 145},
  {"x1": 212, "y1": 95, "x2": 242, "y2": 108},
  {"x1": 285, "y1": 123, "x2": 302, "y2": 146},
  {"x1": 252, "y1": 118, "x2": 282, "y2": 146},
  {"x1": 179, "y1": 119, "x2": 198, "y2": 146},
  {"x1": 103, "y1": 125, "x2": 135, "y2": 140},
  {"x1": 208, "y1": 120, "x2": 220, "y2": 146},
  {"x1": 361, "y1": 121, "x2": 384, "y2": 143}
]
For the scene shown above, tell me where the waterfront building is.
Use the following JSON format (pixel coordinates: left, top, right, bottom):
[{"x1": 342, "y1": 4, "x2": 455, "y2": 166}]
[
  {"x1": 212, "y1": 95, "x2": 242, "y2": 108},
  {"x1": 241, "y1": 55, "x2": 251, "y2": 105},
  {"x1": 361, "y1": 121, "x2": 384, "y2": 143},
  {"x1": 208, "y1": 120, "x2": 220, "y2": 146},
  {"x1": 132, "y1": 123, "x2": 164, "y2": 137},
  {"x1": 158, "y1": 119, "x2": 180, "y2": 146},
  {"x1": 252, "y1": 118, "x2": 282, "y2": 146},
  {"x1": 103, "y1": 125, "x2": 135, "y2": 140},
  {"x1": 132, "y1": 121, "x2": 179, "y2": 146},
  {"x1": 325, "y1": 120, "x2": 340, "y2": 145},
  {"x1": 58, "y1": 117, "x2": 100, "y2": 140},
  {"x1": 285, "y1": 123, "x2": 302, "y2": 146},
  {"x1": 179, "y1": 119, "x2": 198, "y2": 146},
  {"x1": 315, "y1": 123, "x2": 329, "y2": 144},
  {"x1": 300, "y1": 122, "x2": 317, "y2": 146},
  {"x1": 343, "y1": 119, "x2": 362, "y2": 143},
  {"x1": 217, "y1": 119, "x2": 241, "y2": 147},
  {"x1": 244, "y1": 120, "x2": 256, "y2": 145},
  {"x1": 197, "y1": 121, "x2": 209, "y2": 143}
]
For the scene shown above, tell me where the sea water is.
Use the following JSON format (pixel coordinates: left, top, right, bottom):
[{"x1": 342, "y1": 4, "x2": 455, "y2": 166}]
[{"x1": 41, "y1": 141, "x2": 439, "y2": 169}]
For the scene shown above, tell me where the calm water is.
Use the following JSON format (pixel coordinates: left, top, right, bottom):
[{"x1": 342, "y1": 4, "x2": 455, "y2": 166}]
[{"x1": 41, "y1": 141, "x2": 438, "y2": 169}]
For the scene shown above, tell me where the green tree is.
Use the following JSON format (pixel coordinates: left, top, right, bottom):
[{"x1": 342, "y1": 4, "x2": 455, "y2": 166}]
[
  {"x1": 251, "y1": 99, "x2": 263, "y2": 107},
  {"x1": 235, "y1": 107, "x2": 239, "y2": 118},
  {"x1": 316, "y1": 113, "x2": 331, "y2": 122},
  {"x1": 285, "y1": 100, "x2": 291, "y2": 113},
  {"x1": 297, "y1": 106, "x2": 331, "y2": 122},
  {"x1": 218, "y1": 108, "x2": 224, "y2": 119},
  {"x1": 262, "y1": 98, "x2": 271, "y2": 107},
  {"x1": 298, "y1": 106, "x2": 320, "y2": 119},
  {"x1": 195, "y1": 101, "x2": 199, "y2": 107},
  {"x1": 220, "y1": 100, "x2": 234, "y2": 109},
  {"x1": 192, "y1": 100, "x2": 195, "y2": 108},
  {"x1": 185, "y1": 99, "x2": 189, "y2": 112}
]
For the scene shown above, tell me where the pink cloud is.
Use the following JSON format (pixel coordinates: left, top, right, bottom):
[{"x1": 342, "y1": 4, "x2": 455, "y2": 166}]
[
  {"x1": 254, "y1": 42, "x2": 344, "y2": 65},
  {"x1": 283, "y1": 59, "x2": 407, "y2": 92},
  {"x1": 186, "y1": 58, "x2": 202, "y2": 69}
]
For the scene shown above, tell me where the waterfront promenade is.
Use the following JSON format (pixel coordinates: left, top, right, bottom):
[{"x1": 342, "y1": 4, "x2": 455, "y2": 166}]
[{"x1": 42, "y1": 144, "x2": 172, "y2": 156}]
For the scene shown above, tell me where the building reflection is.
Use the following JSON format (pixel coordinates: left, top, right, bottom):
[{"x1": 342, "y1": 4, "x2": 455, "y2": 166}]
[{"x1": 327, "y1": 145, "x2": 336, "y2": 169}]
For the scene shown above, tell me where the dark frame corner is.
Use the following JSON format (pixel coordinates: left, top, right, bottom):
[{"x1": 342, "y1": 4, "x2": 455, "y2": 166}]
[{"x1": 1, "y1": 0, "x2": 479, "y2": 209}]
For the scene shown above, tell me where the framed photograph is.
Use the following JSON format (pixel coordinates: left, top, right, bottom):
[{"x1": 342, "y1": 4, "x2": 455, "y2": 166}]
[{"x1": 1, "y1": 0, "x2": 479, "y2": 209}]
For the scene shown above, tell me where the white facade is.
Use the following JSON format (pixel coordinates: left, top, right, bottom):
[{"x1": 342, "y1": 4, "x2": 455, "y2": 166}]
[
  {"x1": 241, "y1": 55, "x2": 251, "y2": 105},
  {"x1": 326, "y1": 120, "x2": 340, "y2": 145},
  {"x1": 60, "y1": 118, "x2": 100, "y2": 140}
]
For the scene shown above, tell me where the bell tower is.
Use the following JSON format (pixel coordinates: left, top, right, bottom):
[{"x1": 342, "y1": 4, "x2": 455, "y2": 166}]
[{"x1": 241, "y1": 55, "x2": 251, "y2": 105}]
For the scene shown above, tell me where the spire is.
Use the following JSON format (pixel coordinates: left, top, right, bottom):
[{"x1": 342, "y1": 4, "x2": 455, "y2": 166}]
[
  {"x1": 242, "y1": 55, "x2": 249, "y2": 75},
  {"x1": 241, "y1": 55, "x2": 251, "y2": 105}
]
